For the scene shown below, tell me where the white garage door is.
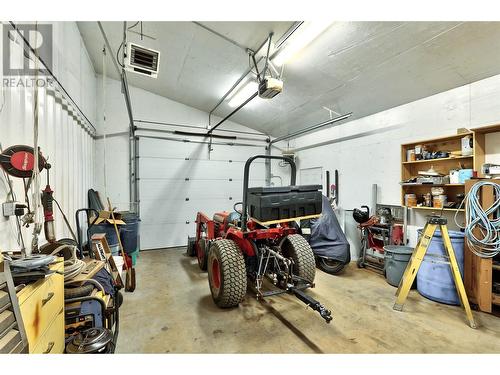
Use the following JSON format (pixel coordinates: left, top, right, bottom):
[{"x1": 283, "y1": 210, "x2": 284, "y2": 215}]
[{"x1": 138, "y1": 137, "x2": 267, "y2": 249}]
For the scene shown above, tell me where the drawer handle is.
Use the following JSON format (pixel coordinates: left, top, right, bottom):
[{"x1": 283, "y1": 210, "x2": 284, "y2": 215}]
[
  {"x1": 43, "y1": 341, "x2": 55, "y2": 354},
  {"x1": 42, "y1": 292, "x2": 55, "y2": 306}
]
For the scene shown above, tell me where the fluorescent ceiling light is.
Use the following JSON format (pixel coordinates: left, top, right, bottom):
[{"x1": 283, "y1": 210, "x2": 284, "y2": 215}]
[
  {"x1": 227, "y1": 80, "x2": 258, "y2": 108},
  {"x1": 273, "y1": 21, "x2": 333, "y2": 66}
]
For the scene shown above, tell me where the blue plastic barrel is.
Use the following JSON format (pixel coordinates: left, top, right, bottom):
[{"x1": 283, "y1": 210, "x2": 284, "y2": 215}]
[
  {"x1": 120, "y1": 213, "x2": 140, "y2": 255},
  {"x1": 89, "y1": 223, "x2": 121, "y2": 255},
  {"x1": 416, "y1": 228, "x2": 465, "y2": 305}
]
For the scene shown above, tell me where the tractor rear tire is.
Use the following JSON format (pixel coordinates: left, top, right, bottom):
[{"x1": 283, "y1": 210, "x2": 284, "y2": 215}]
[
  {"x1": 281, "y1": 234, "x2": 316, "y2": 283},
  {"x1": 207, "y1": 239, "x2": 247, "y2": 308},
  {"x1": 197, "y1": 239, "x2": 208, "y2": 271}
]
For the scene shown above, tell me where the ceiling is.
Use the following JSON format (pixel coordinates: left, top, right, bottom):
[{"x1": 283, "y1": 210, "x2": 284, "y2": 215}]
[{"x1": 78, "y1": 21, "x2": 500, "y2": 137}]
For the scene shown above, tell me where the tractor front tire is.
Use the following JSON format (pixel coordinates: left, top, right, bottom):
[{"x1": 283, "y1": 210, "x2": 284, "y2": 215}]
[
  {"x1": 281, "y1": 234, "x2": 316, "y2": 283},
  {"x1": 207, "y1": 239, "x2": 247, "y2": 308},
  {"x1": 197, "y1": 238, "x2": 208, "y2": 271}
]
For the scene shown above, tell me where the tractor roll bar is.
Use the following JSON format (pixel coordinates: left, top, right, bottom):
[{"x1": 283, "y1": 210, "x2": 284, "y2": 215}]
[{"x1": 241, "y1": 155, "x2": 296, "y2": 231}]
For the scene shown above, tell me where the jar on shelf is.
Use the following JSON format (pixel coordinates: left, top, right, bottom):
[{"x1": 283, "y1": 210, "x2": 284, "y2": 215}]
[
  {"x1": 424, "y1": 193, "x2": 432, "y2": 207},
  {"x1": 404, "y1": 193, "x2": 417, "y2": 207}
]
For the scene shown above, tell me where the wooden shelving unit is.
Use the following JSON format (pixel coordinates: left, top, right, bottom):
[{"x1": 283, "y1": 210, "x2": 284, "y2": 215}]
[
  {"x1": 401, "y1": 124, "x2": 500, "y2": 314},
  {"x1": 401, "y1": 132, "x2": 473, "y2": 211}
]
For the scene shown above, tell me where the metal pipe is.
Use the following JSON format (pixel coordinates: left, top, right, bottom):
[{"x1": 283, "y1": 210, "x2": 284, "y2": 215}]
[
  {"x1": 207, "y1": 92, "x2": 258, "y2": 135},
  {"x1": 265, "y1": 146, "x2": 272, "y2": 186},
  {"x1": 371, "y1": 184, "x2": 378, "y2": 215},
  {"x1": 261, "y1": 32, "x2": 274, "y2": 81},
  {"x1": 274, "y1": 21, "x2": 303, "y2": 49},
  {"x1": 326, "y1": 171, "x2": 330, "y2": 199},
  {"x1": 192, "y1": 22, "x2": 250, "y2": 52},
  {"x1": 335, "y1": 169, "x2": 339, "y2": 206},
  {"x1": 286, "y1": 123, "x2": 403, "y2": 153},
  {"x1": 97, "y1": 22, "x2": 122, "y2": 76},
  {"x1": 136, "y1": 134, "x2": 265, "y2": 148},
  {"x1": 98, "y1": 21, "x2": 137, "y2": 213},
  {"x1": 122, "y1": 21, "x2": 135, "y2": 214},
  {"x1": 8, "y1": 21, "x2": 97, "y2": 136},
  {"x1": 134, "y1": 119, "x2": 268, "y2": 137},
  {"x1": 135, "y1": 136, "x2": 140, "y2": 218},
  {"x1": 270, "y1": 112, "x2": 352, "y2": 145}
]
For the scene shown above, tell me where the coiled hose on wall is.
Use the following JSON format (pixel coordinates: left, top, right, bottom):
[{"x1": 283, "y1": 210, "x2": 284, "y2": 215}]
[{"x1": 455, "y1": 181, "x2": 500, "y2": 258}]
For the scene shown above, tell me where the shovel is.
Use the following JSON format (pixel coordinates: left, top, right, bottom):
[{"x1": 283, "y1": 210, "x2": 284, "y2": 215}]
[{"x1": 107, "y1": 197, "x2": 136, "y2": 292}]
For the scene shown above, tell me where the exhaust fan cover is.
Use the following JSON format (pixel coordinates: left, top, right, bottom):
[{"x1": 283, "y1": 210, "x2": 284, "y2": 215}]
[{"x1": 125, "y1": 42, "x2": 160, "y2": 78}]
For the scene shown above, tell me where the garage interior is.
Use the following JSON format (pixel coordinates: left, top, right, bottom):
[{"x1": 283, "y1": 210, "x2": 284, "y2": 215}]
[{"x1": 1, "y1": 11, "x2": 500, "y2": 359}]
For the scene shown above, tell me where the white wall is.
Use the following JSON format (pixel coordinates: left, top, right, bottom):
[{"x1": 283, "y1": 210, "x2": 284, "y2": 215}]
[
  {"x1": 279, "y1": 73, "x2": 500, "y2": 259},
  {"x1": 0, "y1": 22, "x2": 97, "y2": 251}
]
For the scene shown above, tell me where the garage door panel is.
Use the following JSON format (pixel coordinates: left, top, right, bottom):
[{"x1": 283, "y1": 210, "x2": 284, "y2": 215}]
[
  {"x1": 138, "y1": 137, "x2": 267, "y2": 248},
  {"x1": 140, "y1": 197, "x2": 240, "y2": 225},
  {"x1": 209, "y1": 145, "x2": 267, "y2": 160},
  {"x1": 140, "y1": 158, "x2": 261, "y2": 180},
  {"x1": 139, "y1": 138, "x2": 207, "y2": 159},
  {"x1": 141, "y1": 223, "x2": 191, "y2": 250},
  {"x1": 139, "y1": 179, "x2": 243, "y2": 200},
  {"x1": 139, "y1": 197, "x2": 238, "y2": 220}
]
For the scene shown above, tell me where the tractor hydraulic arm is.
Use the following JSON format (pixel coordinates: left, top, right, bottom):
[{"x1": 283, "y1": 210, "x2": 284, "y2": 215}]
[{"x1": 291, "y1": 287, "x2": 333, "y2": 323}]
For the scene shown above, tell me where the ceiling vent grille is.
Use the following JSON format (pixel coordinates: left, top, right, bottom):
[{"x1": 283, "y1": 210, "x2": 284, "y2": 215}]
[{"x1": 125, "y1": 43, "x2": 160, "y2": 78}]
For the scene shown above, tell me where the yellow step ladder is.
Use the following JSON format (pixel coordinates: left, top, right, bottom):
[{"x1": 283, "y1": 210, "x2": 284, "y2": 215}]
[{"x1": 393, "y1": 216, "x2": 477, "y2": 328}]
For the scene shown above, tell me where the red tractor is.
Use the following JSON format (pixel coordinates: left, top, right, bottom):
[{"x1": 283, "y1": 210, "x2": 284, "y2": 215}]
[{"x1": 194, "y1": 155, "x2": 332, "y2": 323}]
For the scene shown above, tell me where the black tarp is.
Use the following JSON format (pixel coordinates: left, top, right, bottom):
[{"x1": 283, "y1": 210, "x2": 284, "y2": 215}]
[{"x1": 304, "y1": 195, "x2": 350, "y2": 264}]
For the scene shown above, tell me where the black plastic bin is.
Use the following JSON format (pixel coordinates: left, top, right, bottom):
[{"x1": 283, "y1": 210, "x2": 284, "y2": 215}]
[{"x1": 247, "y1": 185, "x2": 322, "y2": 222}]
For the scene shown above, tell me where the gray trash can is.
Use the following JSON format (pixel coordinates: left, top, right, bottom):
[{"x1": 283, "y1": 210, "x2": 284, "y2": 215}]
[{"x1": 384, "y1": 245, "x2": 414, "y2": 287}]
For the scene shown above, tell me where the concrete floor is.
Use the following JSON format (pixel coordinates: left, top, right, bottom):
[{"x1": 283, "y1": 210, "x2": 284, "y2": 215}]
[{"x1": 116, "y1": 248, "x2": 500, "y2": 353}]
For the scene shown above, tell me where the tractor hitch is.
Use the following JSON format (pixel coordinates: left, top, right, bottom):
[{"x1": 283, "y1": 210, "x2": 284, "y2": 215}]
[{"x1": 291, "y1": 287, "x2": 333, "y2": 323}]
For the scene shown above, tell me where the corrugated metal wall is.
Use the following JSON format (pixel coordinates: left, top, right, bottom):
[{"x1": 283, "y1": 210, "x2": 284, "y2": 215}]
[
  {"x1": 0, "y1": 22, "x2": 96, "y2": 252},
  {"x1": 0, "y1": 85, "x2": 95, "y2": 251}
]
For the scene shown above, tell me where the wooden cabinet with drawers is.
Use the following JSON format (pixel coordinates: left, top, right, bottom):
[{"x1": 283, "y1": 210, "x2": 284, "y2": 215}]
[{"x1": 16, "y1": 259, "x2": 64, "y2": 354}]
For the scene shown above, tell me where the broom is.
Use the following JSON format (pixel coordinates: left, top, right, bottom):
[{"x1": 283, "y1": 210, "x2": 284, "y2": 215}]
[{"x1": 107, "y1": 197, "x2": 136, "y2": 292}]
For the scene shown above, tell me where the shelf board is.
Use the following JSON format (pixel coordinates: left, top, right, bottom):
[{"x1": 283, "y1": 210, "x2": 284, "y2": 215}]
[
  {"x1": 401, "y1": 132, "x2": 473, "y2": 147},
  {"x1": 402, "y1": 155, "x2": 473, "y2": 164},
  {"x1": 401, "y1": 183, "x2": 465, "y2": 187},
  {"x1": 406, "y1": 206, "x2": 465, "y2": 212},
  {"x1": 492, "y1": 263, "x2": 500, "y2": 271},
  {"x1": 471, "y1": 123, "x2": 500, "y2": 134}
]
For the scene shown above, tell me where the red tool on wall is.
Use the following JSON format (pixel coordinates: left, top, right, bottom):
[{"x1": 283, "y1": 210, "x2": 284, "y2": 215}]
[
  {"x1": 41, "y1": 163, "x2": 56, "y2": 243},
  {"x1": 0, "y1": 145, "x2": 60, "y2": 245}
]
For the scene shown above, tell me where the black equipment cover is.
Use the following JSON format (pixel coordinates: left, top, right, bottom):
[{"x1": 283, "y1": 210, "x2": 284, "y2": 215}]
[{"x1": 306, "y1": 196, "x2": 350, "y2": 264}]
